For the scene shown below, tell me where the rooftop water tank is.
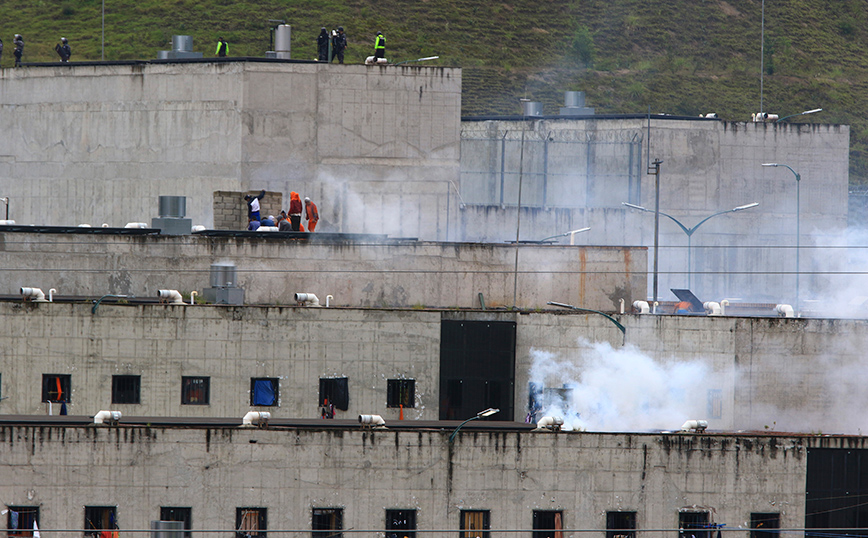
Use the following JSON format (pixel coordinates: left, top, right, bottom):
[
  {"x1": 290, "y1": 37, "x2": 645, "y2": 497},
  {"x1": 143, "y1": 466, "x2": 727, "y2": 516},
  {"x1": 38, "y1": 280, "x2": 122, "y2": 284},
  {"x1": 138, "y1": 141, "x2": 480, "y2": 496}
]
[{"x1": 274, "y1": 25, "x2": 291, "y2": 59}]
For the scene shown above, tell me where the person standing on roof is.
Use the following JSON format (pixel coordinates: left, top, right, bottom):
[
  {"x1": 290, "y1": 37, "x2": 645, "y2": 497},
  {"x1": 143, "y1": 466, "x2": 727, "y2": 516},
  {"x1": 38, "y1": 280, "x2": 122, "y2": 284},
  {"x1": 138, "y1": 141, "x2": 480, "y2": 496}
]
[
  {"x1": 374, "y1": 32, "x2": 385, "y2": 60},
  {"x1": 13, "y1": 35, "x2": 24, "y2": 67},
  {"x1": 55, "y1": 37, "x2": 71, "y2": 62},
  {"x1": 288, "y1": 191, "x2": 303, "y2": 231},
  {"x1": 331, "y1": 27, "x2": 347, "y2": 64},
  {"x1": 304, "y1": 197, "x2": 319, "y2": 232},
  {"x1": 317, "y1": 28, "x2": 330, "y2": 62},
  {"x1": 244, "y1": 190, "x2": 266, "y2": 223},
  {"x1": 215, "y1": 37, "x2": 229, "y2": 57},
  {"x1": 0, "y1": 38, "x2": 4, "y2": 65}
]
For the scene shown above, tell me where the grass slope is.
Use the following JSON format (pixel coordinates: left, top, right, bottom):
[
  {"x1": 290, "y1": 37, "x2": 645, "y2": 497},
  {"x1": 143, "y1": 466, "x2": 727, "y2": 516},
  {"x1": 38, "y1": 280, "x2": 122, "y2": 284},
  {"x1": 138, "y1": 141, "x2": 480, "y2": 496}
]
[{"x1": 3, "y1": 0, "x2": 867, "y2": 183}]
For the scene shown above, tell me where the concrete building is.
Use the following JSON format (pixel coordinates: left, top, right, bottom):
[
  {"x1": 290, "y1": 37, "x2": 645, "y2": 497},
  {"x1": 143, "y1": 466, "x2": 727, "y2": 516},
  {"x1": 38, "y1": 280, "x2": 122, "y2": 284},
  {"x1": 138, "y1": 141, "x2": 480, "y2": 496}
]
[
  {"x1": 459, "y1": 115, "x2": 851, "y2": 305},
  {"x1": 0, "y1": 60, "x2": 462, "y2": 239},
  {"x1": 0, "y1": 61, "x2": 853, "y2": 306},
  {"x1": 2, "y1": 301, "x2": 867, "y2": 435},
  {"x1": 0, "y1": 230, "x2": 646, "y2": 310}
]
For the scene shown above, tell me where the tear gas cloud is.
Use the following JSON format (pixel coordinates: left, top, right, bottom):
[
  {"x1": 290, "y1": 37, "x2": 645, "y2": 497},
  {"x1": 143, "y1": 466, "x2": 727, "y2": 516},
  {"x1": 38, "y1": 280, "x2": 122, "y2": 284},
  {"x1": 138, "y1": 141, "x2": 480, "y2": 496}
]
[
  {"x1": 531, "y1": 335, "x2": 868, "y2": 435},
  {"x1": 528, "y1": 340, "x2": 713, "y2": 432}
]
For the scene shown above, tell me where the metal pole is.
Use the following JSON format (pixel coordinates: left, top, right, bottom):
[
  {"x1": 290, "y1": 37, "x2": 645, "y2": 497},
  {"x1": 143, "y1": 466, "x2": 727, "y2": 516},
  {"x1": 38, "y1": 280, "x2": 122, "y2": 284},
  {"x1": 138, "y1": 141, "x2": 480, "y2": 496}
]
[
  {"x1": 653, "y1": 164, "x2": 660, "y2": 309},
  {"x1": 760, "y1": 0, "x2": 764, "y2": 114},
  {"x1": 512, "y1": 128, "x2": 526, "y2": 308},
  {"x1": 687, "y1": 234, "x2": 692, "y2": 290},
  {"x1": 101, "y1": 0, "x2": 105, "y2": 61},
  {"x1": 796, "y1": 174, "x2": 800, "y2": 312}
]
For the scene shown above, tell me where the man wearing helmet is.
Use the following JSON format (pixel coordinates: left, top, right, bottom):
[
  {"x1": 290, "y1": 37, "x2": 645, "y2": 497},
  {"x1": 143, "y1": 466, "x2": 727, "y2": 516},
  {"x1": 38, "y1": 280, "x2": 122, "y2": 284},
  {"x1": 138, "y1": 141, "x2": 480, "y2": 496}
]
[
  {"x1": 317, "y1": 28, "x2": 329, "y2": 62},
  {"x1": 331, "y1": 26, "x2": 347, "y2": 64},
  {"x1": 13, "y1": 35, "x2": 24, "y2": 67},
  {"x1": 55, "y1": 37, "x2": 71, "y2": 62}
]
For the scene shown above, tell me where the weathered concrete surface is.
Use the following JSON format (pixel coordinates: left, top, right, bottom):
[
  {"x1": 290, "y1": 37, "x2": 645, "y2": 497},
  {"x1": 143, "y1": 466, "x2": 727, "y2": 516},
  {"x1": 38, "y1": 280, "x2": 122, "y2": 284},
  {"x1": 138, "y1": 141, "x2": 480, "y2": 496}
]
[
  {"x1": 0, "y1": 232, "x2": 646, "y2": 310},
  {"x1": 0, "y1": 61, "x2": 461, "y2": 238},
  {"x1": 0, "y1": 425, "x2": 814, "y2": 535},
  {"x1": 1, "y1": 303, "x2": 867, "y2": 435},
  {"x1": 460, "y1": 118, "x2": 851, "y2": 304}
]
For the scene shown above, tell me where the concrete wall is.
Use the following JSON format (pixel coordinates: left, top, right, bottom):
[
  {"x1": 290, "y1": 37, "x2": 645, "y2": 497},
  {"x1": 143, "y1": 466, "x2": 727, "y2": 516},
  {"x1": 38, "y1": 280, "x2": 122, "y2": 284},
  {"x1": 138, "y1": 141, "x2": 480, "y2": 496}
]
[
  {"x1": 0, "y1": 424, "x2": 816, "y2": 535},
  {"x1": 0, "y1": 61, "x2": 461, "y2": 238},
  {"x1": 0, "y1": 232, "x2": 646, "y2": 310},
  {"x1": 1, "y1": 303, "x2": 867, "y2": 435},
  {"x1": 459, "y1": 118, "x2": 851, "y2": 305}
]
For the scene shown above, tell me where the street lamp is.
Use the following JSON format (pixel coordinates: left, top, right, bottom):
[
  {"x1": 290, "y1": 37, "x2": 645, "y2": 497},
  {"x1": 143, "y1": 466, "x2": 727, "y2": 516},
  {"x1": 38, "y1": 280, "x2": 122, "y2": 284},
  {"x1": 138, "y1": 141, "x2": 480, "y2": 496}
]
[
  {"x1": 536, "y1": 227, "x2": 590, "y2": 244},
  {"x1": 449, "y1": 407, "x2": 499, "y2": 443},
  {"x1": 761, "y1": 162, "x2": 801, "y2": 311},
  {"x1": 547, "y1": 301, "x2": 626, "y2": 343},
  {"x1": 775, "y1": 108, "x2": 823, "y2": 123},
  {"x1": 622, "y1": 201, "x2": 759, "y2": 290}
]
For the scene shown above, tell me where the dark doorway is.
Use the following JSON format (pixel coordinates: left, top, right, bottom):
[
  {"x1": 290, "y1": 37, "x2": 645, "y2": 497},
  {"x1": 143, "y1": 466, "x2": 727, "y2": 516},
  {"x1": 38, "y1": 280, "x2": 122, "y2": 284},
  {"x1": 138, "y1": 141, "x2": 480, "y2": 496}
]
[{"x1": 439, "y1": 319, "x2": 515, "y2": 420}]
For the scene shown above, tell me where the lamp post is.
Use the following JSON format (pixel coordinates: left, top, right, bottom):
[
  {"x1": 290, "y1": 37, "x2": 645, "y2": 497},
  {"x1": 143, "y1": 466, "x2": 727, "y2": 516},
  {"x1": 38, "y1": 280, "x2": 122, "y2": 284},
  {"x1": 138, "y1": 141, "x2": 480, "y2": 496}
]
[
  {"x1": 0, "y1": 197, "x2": 8, "y2": 220},
  {"x1": 622, "y1": 201, "x2": 759, "y2": 290},
  {"x1": 536, "y1": 227, "x2": 590, "y2": 244},
  {"x1": 775, "y1": 108, "x2": 822, "y2": 123},
  {"x1": 449, "y1": 408, "x2": 499, "y2": 443},
  {"x1": 761, "y1": 162, "x2": 800, "y2": 311},
  {"x1": 547, "y1": 301, "x2": 626, "y2": 344}
]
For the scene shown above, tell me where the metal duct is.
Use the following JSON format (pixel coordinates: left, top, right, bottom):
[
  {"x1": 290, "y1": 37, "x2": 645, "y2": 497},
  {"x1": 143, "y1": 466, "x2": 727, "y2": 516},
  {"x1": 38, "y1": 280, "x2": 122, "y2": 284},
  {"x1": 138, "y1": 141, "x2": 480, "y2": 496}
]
[
  {"x1": 158, "y1": 196, "x2": 187, "y2": 218},
  {"x1": 564, "y1": 91, "x2": 585, "y2": 108},
  {"x1": 172, "y1": 35, "x2": 193, "y2": 53},
  {"x1": 274, "y1": 25, "x2": 291, "y2": 59},
  {"x1": 521, "y1": 101, "x2": 543, "y2": 116},
  {"x1": 151, "y1": 520, "x2": 184, "y2": 538},
  {"x1": 210, "y1": 263, "x2": 237, "y2": 288}
]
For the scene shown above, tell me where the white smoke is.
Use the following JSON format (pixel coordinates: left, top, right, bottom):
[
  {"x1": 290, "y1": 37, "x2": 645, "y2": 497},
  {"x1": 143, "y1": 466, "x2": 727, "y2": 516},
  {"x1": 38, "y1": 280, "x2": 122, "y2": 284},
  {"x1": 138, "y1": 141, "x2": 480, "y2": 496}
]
[
  {"x1": 528, "y1": 339, "x2": 713, "y2": 432},
  {"x1": 805, "y1": 226, "x2": 868, "y2": 319}
]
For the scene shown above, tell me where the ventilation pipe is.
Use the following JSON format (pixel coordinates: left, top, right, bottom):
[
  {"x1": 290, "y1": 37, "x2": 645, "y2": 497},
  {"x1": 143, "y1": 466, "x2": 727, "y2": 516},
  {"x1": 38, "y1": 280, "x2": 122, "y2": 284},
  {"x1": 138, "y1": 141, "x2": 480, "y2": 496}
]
[
  {"x1": 93, "y1": 410, "x2": 122, "y2": 424},
  {"x1": 632, "y1": 300, "x2": 650, "y2": 314},
  {"x1": 48, "y1": 288, "x2": 57, "y2": 302},
  {"x1": 295, "y1": 293, "x2": 321, "y2": 307},
  {"x1": 189, "y1": 291, "x2": 198, "y2": 305},
  {"x1": 157, "y1": 289, "x2": 185, "y2": 305},
  {"x1": 776, "y1": 304, "x2": 795, "y2": 318},
  {"x1": 703, "y1": 301, "x2": 722, "y2": 316},
  {"x1": 680, "y1": 419, "x2": 708, "y2": 432},
  {"x1": 720, "y1": 299, "x2": 729, "y2": 316},
  {"x1": 242, "y1": 411, "x2": 271, "y2": 426},
  {"x1": 20, "y1": 287, "x2": 48, "y2": 302},
  {"x1": 359, "y1": 414, "x2": 386, "y2": 427},
  {"x1": 326, "y1": 295, "x2": 333, "y2": 308},
  {"x1": 535, "y1": 416, "x2": 564, "y2": 431}
]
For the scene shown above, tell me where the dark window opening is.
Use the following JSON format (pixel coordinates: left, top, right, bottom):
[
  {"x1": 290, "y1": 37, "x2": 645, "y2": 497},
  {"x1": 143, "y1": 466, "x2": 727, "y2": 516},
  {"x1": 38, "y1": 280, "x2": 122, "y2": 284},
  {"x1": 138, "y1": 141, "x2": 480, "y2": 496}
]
[
  {"x1": 319, "y1": 378, "x2": 349, "y2": 410},
  {"x1": 807, "y1": 448, "x2": 868, "y2": 537},
  {"x1": 161, "y1": 507, "x2": 192, "y2": 538},
  {"x1": 111, "y1": 375, "x2": 140, "y2": 404},
  {"x1": 387, "y1": 379, "x2": 415, "y2": 408},
  {"x1": 440, "y1": 320, "x2": 516, "y2": 421},
  {"x1": 607, "y1": 511, "x2": 636, "y2": 538},
  {"x1": 750, "y1": 513, "x2": 780, "y2": 538},
  {"x1": 533, "y1": 510, "x2": 564, "y2": 538},
  {"x1": 250, "y1": 378, "x2": 279, "y2": 407},
  {"x1": 460, "y1": 510, "x2": 490, "y2": 538},
  {"x1": 6, "y1": 506, "x2": 39, "y2": 537},
  {"x1": 679, "y1": 511, "x2": 710, "y2": 538},
  {"x1": 236, "y1": 507, "x2": 267, "y2": 537},
  {"x1": 182, "y1": 377, "x2": 210, "y2": 405},
  {"x1": 386, "y1": 509, "x2": 416, "y2": 538},
  {"x1": 312, "y1": 508, "x2": 343, "y2": 538},
  {"x1": 42, "y1": 374, "x2": 71, "y2": 403},
  {"x1": 84, "y1": 506, "x2": 117, "y2": 537}
]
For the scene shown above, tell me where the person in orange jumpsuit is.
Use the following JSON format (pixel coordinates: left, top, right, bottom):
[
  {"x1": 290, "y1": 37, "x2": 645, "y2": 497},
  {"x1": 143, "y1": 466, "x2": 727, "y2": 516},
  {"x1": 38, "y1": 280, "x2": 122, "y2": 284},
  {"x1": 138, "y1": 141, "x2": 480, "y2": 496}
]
[
  {"x1": 288, "y1": 191, "x2": 303, "y2": 231},
  {"x1": 304, "y1": 197, "x2": 319, "y2": 232}
]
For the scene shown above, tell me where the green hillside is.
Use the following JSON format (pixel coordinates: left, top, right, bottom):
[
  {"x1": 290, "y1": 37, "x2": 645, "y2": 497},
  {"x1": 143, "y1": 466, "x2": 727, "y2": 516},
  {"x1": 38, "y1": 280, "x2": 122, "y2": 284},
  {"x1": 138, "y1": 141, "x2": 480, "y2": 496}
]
[{"x1": 4, "y1": 0, "x2": 867, "y2": 183}]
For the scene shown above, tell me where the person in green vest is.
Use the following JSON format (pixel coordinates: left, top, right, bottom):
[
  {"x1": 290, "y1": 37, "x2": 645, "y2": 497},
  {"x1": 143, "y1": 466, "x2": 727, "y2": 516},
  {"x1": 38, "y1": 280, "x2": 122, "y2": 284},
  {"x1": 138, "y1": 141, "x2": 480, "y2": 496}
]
[
  {"x1": 215, "y1": 37, "x2": 228, "y2": 57},
  {"x1": 374, "y1": 32, "x2": 385, "y2": 59}
]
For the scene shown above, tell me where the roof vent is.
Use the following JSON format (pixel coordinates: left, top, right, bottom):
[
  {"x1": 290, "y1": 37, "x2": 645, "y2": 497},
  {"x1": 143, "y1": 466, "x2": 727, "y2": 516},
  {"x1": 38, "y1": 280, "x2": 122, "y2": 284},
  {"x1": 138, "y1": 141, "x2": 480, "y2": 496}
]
[
  {"x1": 559, "y1": 91, "x2": 594, "y2": 116},
  {"x1": 521, "y1": 99, "x2": 543, "y2": 117}
]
